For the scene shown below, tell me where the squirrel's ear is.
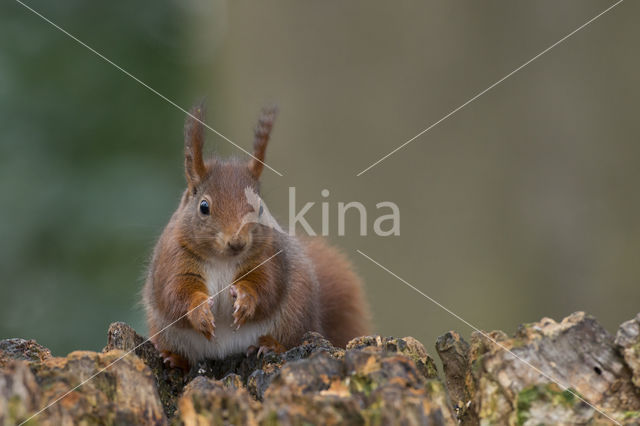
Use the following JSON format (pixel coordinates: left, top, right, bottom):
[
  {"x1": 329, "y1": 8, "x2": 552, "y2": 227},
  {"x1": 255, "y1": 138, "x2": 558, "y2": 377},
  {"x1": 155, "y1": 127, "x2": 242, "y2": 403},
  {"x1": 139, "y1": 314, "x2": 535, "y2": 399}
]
[
  {"x1": 184, "y1": 102, "x2": 207, "y2": 189},
  {"x1": 248, "y1": 105, "x2": 278, "y2": 179}
]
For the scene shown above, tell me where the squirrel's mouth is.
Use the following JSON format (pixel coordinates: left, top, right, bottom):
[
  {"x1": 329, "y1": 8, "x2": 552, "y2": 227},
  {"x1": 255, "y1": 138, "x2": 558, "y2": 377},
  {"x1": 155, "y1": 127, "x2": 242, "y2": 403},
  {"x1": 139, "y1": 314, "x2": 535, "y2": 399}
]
[
  {"x1": 220, "y1": 226, "x2": 251, "y2": 257},
  {"x1": 225, "y1": 244, "x2": 246, "y2": 256},
  {"x1": 216, "y1": 240, "x2": 249, "y2": 259}
]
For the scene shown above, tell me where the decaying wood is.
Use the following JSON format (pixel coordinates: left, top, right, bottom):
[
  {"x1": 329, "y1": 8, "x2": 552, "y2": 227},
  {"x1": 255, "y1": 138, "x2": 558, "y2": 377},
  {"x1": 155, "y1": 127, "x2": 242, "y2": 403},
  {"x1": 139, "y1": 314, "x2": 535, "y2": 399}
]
[{"x1": 2, "y1": 312, "x2": 640, "y2": 425}]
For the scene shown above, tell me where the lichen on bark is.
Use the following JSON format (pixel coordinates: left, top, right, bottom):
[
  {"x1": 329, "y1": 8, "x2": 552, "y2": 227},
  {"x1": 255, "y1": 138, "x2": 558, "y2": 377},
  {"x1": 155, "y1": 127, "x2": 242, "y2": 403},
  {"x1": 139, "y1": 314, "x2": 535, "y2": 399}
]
[{"x1": 2, "y1": 311, "x2": 640, "y2": 425}]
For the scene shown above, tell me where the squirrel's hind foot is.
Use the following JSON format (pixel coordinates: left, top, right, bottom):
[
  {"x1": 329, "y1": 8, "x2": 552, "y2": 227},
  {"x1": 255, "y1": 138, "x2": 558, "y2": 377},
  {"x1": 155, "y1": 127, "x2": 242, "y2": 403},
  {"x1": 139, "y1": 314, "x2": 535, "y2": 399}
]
[
  {"x1": 160, "y1": 350, "x2": 190, "y2": 372},
  {"x1": 255, "y1": 334, "x2": 286, "y2": 358}
]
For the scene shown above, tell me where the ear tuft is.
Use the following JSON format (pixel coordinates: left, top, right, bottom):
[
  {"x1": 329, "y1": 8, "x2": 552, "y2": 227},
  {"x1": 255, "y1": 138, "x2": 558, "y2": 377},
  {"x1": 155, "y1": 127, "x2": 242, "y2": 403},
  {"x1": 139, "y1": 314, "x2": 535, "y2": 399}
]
[
  {"x1": 248, "y1": 105, "x2": 278, "y2": 179},
  {"x1": 184, "y1": 101, "x2": 207, "y2": 188}
]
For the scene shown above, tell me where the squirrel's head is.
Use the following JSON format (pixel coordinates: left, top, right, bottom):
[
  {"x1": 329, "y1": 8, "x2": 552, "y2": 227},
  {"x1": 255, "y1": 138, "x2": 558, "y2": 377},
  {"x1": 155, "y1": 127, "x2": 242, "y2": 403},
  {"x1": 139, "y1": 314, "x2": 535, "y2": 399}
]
[{"x1": 177, "y1": 102, "x2": 277, "y2": 259}]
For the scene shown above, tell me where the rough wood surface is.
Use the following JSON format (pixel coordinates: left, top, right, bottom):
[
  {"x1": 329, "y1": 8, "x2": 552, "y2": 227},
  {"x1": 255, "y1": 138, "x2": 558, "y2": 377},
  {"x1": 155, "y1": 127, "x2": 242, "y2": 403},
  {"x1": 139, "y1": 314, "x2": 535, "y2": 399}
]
[{"x1": 1, "y1": 311, "x2": 640, "y2": 425}]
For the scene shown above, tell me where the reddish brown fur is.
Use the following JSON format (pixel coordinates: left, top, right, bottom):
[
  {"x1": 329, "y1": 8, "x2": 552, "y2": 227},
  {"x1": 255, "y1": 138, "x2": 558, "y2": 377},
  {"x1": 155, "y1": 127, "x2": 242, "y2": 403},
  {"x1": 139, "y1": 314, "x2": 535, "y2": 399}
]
[
  {"x1": 248, "y1": 105, "x2": 277, "y2": 179},
  {"x1": 257, "y1": 335, "x2": 286, "y2": 354},
  {"x1": 304, "y1": 237, "x2": 371, "y2": 346},
  {"x1": 143, "y1": 104, "x2": 370, "y2": 368},
  {"x1": 184, "y1": 102, "x2": 207, "y2": 188}
]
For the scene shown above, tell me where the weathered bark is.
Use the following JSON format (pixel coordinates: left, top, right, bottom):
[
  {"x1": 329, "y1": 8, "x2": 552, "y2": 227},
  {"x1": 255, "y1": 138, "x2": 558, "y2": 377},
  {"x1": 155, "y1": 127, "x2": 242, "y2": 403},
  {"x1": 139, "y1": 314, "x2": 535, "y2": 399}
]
[
  {"x1": 616, "y1": 313, "x2": 640, "y2": 389},
  {"x1": 1, "y1": 311, "x2": 640, "y2": 425},
  {"x1": 1, "y1": 350, "x2": 166, "y2": 425},
  {"x1": 440, "y1": 312, "x2": 640, "y2": 425},
  {"x1": 436, "y1": 331, "x2": 475, "y2": 423},
  {"x1": 0, "y1": 338, "x2": 51, "y2": 368}
]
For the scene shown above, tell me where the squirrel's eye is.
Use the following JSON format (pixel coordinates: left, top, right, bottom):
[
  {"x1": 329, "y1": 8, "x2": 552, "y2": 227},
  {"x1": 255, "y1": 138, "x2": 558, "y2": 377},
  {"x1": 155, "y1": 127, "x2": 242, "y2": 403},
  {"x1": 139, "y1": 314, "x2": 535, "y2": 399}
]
[{"x1": 199, "y1": 200, "x2": 210, "y2": 215}]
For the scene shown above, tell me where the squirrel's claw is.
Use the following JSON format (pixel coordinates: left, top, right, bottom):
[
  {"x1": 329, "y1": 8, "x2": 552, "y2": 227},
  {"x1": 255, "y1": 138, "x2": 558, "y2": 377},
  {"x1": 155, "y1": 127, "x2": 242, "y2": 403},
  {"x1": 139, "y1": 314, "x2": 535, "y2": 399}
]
[
  {"x1": 187, "y1": 296, "x2": 216, "y2": 340},
  {"x1": 246, "y1": 345, "x2": 258, "y2": 357},
  {"x1": 230, "y1": 283, "x2": 257, "y2": 329},
  {"x1": 231, "y1": 303, "x2": 241, "y2": 330},
  {"x1": 245, "y1": 343, "x2": 271, "y2": 358},
  {"x1": 257, "y1": 346, "x2": 269, "y2": 358},
  {"x1": 256, "y1": 335, "x2": 286, "y2": 358},
  {"x1": 160, "y1": 350, "x2": 190, "y2": 372}
]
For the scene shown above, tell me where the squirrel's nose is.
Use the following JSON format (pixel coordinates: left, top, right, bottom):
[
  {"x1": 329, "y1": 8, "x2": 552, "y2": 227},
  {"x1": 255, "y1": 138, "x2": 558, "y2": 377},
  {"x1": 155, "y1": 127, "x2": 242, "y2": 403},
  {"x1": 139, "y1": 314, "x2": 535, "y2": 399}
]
[{"x1": 227, "y1": 240, "x2": 246, "y2": 254}]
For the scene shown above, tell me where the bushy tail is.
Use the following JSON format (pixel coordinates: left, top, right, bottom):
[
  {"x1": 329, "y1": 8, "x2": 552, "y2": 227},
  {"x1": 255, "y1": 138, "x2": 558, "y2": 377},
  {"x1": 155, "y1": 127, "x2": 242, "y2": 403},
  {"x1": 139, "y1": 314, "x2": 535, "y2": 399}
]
[{"x1": 304, "y1": 237, "x2": 371, "y2": 347}]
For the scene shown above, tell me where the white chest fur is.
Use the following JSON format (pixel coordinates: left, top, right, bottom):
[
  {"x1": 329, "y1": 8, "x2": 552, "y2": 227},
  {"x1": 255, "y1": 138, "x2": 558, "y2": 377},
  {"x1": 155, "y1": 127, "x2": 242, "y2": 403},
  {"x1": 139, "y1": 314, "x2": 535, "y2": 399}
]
[
  {"x1": 162, "y1": 256, "x2": 274, "y2": 362},
  {"x1": 203, "y1": 256, "x2": 238, "y2": 301}
]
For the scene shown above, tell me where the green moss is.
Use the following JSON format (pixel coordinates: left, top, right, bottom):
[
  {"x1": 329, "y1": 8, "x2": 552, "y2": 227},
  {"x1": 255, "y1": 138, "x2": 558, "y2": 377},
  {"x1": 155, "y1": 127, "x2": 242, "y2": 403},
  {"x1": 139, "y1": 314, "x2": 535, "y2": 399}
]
[
  {"x1": 349, "y1": 375, "x2": 377, "y2": 396},
  {"x1": 262, "y1": 410, "x2": 279, "y2": 426},
  {"x1": 471, "y1": 353, "x2": 485, "y2": 374},
  {"x1": 510, "y1": 338, "x2": 527, "y2": 349},
  {"x1": 8, "y1": 395, "x2": 22, "y2": 423},
  {"x1": 623, "y1": 411, "x2": 640, "y2": 420},
  {"x1": 516, "y1": 409, "x2": 529, "y2": 426},
  {"x1": 555, "y1": 389, "x2": 576, "y2": 406},
  {"x1": 424, "y1": 379, "x2": 443, "y2": 395},
  {"x1": 516, "y1": 386, "x2": 538, "y2": 426},
  {"x1": 7, "y1": 395, "x2": 41, "y2": 425},
  {"x1": 424, "y1": 360, "x2": 439, "y2": 379},
  {"x1": 362, "y1": 401, "x2": 383, "y2": 426},
  {"x1": 516, "y1": 384, "x2": 580, "y2": 426}
]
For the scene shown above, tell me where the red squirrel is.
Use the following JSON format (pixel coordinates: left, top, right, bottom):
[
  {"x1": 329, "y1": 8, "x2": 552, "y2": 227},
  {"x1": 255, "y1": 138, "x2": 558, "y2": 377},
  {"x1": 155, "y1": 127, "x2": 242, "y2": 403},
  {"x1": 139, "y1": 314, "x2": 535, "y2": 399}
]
[{"x1": 142, "y1": 103, "x2": 370, "y2": 370}]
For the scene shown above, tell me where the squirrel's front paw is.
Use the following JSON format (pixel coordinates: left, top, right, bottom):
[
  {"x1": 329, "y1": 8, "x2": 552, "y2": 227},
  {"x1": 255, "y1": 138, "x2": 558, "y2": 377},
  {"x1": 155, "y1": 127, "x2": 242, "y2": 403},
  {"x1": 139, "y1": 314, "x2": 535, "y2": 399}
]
[
  {"x1": 230, "y1": 281, "x2": 257, "y2": 329},
  {"x1": 187, "y1": 296, "x2": 216, "y2": 339}
]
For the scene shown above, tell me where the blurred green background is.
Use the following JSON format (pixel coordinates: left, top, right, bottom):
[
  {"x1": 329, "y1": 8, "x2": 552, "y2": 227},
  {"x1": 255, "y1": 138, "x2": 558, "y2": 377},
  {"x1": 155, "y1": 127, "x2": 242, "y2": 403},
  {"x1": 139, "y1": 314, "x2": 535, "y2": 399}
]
[{"x1": 1, "y1": 0, "x2": 638, "y2": 357}]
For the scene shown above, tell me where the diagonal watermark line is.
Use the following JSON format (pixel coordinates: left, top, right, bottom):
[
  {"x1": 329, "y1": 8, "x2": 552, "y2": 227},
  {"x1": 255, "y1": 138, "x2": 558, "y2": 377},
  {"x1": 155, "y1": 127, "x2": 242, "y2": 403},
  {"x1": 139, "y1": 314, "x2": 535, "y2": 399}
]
[
  {"x1": 18, "y1": 250, "x2": 283, "y2": 426},
  {"x1": 357, "y1": 249, "x2": 622, "y2": 425},
  {"x1": 13, "y1": 0, "x2": 284, "y2": 177},
  {"x1": 356, "y1": 0, "x2": 625, "y2": 176}
]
